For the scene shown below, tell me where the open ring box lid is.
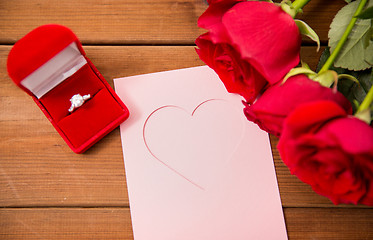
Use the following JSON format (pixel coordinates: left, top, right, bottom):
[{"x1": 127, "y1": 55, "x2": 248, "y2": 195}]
[{"x1": 7, "y1": 24, "x2": 129, "y2": 153}]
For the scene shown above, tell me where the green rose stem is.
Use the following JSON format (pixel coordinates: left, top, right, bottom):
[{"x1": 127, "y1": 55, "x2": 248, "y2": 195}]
[
  {"x1": 292, "y1": 0, "x2": 311, "y2": 13},
  {"x1": 316, "y1": 0, "x2": 372, "y2": 120},
  {"x1": 318, "y1": 0, "x2": 368, "y2": 73},
  {"x1": 283, "y1": 0, "x2": 311, "y2": 18}
]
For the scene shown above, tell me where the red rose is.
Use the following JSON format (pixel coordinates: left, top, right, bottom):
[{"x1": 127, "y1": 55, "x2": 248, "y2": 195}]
[
  {"x1": 278, "y1": 100, "x2": 373, "y2": 205},
  {"x1": 196, "y1": 0, "x2": 301, "y2": 103},
  {"x1": 243, "y1": 74, "x2": 352, "y2": 136}
]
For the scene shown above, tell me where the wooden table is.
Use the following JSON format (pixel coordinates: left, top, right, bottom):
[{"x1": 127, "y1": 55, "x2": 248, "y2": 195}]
[{"x1": 0, "y1": 1, "x2": 372, "y2": 239}]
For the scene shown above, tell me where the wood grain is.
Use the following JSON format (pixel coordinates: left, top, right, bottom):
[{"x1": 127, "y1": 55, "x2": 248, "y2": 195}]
[
  {"x1": 0, "y1": 208, "x2": 371, "y2": 240},
  {"x1": 0, "y1": 208, "x2": 134, "y2": 240},
  {"x1": 284, "y1": 208, "x2": 373, "y2": 240},
  {"x1": 0, "y1": 0, "x2": 345, "y2": 45}
]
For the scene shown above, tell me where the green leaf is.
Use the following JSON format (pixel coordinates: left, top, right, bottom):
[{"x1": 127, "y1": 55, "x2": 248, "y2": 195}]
[
  {"x1": 316, "y1": 47, "x2": 347, "y2": 74},
  {"x1": 317, "y1": 47, "x2": 373, "y2": 114},
  {"x1": 363, "y1": 22, "x2": 373, "y2": 48},
  {"x1": 355, "y1": 6, "x2": 373, "y2": 19},
  {"x1": 357, "y1": 69, "x2": 373, "y2": 94},
  {"x1": 364, "y1": 42, "x2": 373, "y2": 65},
  {"x1": 295, "y1": 20, "x2": 320, "y2": 51},
  {"x1": 329, "y1": 0, "x2": 373, "y2": 71},
  {"x1": 338, "y1": 70, "x2": 372, "y2": 113}
]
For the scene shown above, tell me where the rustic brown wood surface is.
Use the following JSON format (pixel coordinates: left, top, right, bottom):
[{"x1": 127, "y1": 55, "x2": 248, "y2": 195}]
[{"x1": 0, "y1": 0, "x2": 372, "y2": 239}]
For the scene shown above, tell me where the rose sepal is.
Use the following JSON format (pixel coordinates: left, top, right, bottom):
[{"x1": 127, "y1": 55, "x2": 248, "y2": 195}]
[
  {"x1": 355, "y1": 108, "x2": 372, "y2": 124},
  {"x1": 338, "y1": 74, "x2": 360, "y2": 84},
  {"x1": 282, "y1": 66, "x2": 337, "y2": 88},
  {"x1": 313, "y1": 70, "x2": 338, "y2": 87},
  {"x1": 282, "y1": 64, "x2": 317, "y2": 84},
  {"x1": 294, "y1": 19, "x2": 320, "y2": 51},
  {"x1": 280, "y1": 0, "x2": 297, "y2": 18},
  {"x1": 280, "y1": 0, "x2": 311, "y2": 18},
  {"x1": 283, "y1": 66, "x2": 359, "y2": 89}
]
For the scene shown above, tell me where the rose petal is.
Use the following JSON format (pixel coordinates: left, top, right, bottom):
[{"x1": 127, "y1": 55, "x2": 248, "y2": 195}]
[
  {"x1": 196, "y1": 33, "x2": 267, "y2": 102},
  {"x1": 278, "y1": 101, "x2": 373, "y2": 205},
  {"x1": 318, "y1": 117, "x2": 373, "y2": 155},
  {"x1": 282, "y1": 101, "x2": 347, "y2": 137},
  {"x1": 222, "y1": 1, "x2": 301, "y2": 84},
  {"x1": 244, "y1": 75, "x2": 352, "y2": 136},
  {"x1": 198, "y1": 0, "x2": 243, "y2": 43}
]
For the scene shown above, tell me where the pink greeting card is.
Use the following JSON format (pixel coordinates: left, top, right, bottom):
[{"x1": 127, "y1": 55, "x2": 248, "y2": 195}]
[{"x1": 114, "y1": 66, "x2": 287, "y2": 240}]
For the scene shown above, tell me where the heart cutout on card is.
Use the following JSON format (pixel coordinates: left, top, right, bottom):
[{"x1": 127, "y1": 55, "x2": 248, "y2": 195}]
[{"x1": 143, "y1": 99, "x2": 245, "y2": 190}]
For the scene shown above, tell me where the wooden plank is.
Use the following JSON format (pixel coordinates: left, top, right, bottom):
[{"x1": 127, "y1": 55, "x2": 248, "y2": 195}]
[
  {"x1": 285, "y1": 208, "x2": 373, "y2": 240},
  {"x1": 0, "y1": 0, "x2": 345, "y2": 44},
  {"x1": 0, "y1": 207, "x2": 372, "y2": 240},
  {"x1": 0, "y1": 127, "x2": 130, "y2": 207},
  {"x1": 0, "y1": 208, "x2": 133, "y2": 240},
  {"x1": 0, "y1": 45, "x2": 359, "y2": 208},
  {"x1": 0, "y1": 0, "x2": 207, "y2": 45}
]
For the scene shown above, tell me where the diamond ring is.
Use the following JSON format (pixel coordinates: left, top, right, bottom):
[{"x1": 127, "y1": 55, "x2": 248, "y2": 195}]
[{"x1": 68, "y1": 94, "x2": 91, "y2": 112}]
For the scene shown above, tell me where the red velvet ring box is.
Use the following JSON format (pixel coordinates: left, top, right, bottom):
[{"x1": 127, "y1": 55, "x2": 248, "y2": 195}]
[{"x1": 7, "y1": 24, "x2": 129, "y2": 153}]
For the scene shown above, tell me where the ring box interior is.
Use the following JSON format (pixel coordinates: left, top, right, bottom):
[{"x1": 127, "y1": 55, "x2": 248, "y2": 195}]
[{"x1": 7, "y1": 24, "x2": 129, "y2": 153}]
